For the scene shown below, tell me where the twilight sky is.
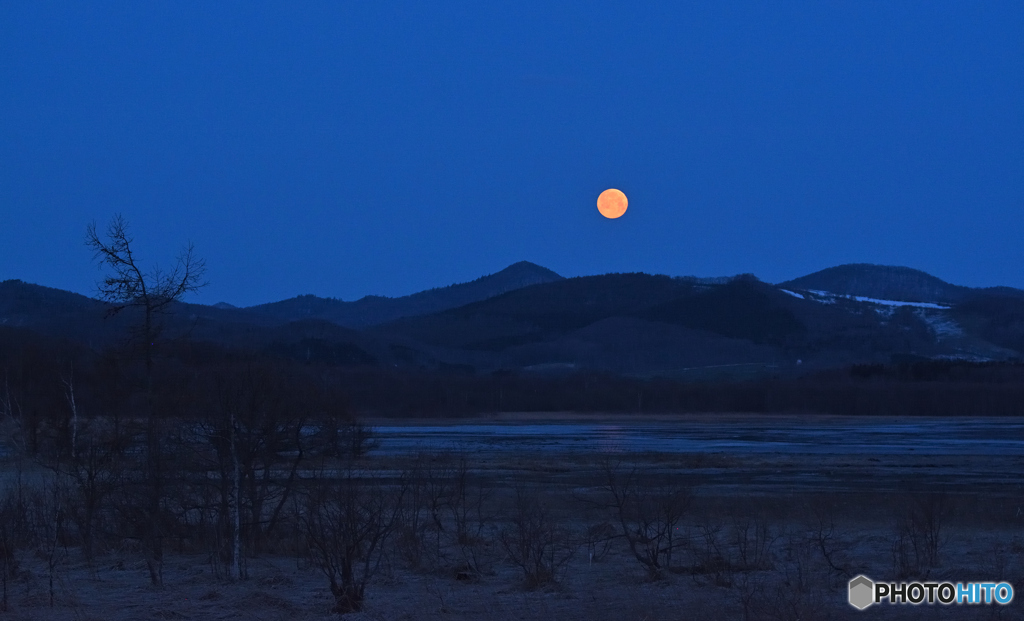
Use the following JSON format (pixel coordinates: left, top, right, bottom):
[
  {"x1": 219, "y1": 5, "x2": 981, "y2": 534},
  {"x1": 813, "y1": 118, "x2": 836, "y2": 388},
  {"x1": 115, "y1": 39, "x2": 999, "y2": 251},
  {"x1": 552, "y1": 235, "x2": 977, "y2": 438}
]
[{"x1": 2, "y1": 1, "x2": 1022, "y2": 306}]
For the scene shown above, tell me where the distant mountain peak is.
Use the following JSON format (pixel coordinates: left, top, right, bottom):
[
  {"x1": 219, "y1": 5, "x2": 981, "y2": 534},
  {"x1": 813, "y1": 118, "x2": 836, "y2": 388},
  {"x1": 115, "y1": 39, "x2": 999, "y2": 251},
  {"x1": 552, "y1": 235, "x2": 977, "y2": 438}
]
[
  {"x1": 462, "y1": 261, "x2": 563, "y2": 292},
  {"x1": 504, "y1": 260, "x2": 559, "y2": 272},
  {"x1": 434, "y1": 261, "x2": 561, "y2": 285},
  {"x1": 779, "y1": 263, "x2": 968, "y2": 304}
]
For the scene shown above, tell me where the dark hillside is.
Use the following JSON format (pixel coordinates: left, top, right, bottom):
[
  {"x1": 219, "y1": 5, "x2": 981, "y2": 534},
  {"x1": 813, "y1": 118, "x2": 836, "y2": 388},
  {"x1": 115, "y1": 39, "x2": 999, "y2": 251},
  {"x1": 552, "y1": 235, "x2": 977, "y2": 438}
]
[
  {"x1": 952, "y1": 294, "x2": 1024, "y2": 354},
  {"x1": 0, "y1": 279, "x2": 106, "y2": 321},
  {"x1": 377, "y1": 273, "x2": 693, "y2": 350},
  {"x1": 497, "y1": 316, "x2": 781, "y2": 377},
  {"x1": 248, "y1": 261, "x2": 563, "y2": 327},
  {"x1": 641, "y1": 276, "x2": 804, "y2": 344},
  {"x1": 0, "y1": 280, "x2": 388, "y2": 368},
  {"x1": 0, "y1": 279, "x2": 124, "y2": 344}
]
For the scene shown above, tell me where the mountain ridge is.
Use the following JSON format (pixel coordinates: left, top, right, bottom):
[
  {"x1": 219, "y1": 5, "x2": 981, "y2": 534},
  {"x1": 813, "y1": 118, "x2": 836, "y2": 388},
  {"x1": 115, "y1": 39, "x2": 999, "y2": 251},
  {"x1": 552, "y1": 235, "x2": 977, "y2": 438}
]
[
  {"x1": 246, "y1": 261, "x2": 563, "y2": 327},
  {"x1": 5, "y1": 262, "x2": 1024, "y2": 376}
]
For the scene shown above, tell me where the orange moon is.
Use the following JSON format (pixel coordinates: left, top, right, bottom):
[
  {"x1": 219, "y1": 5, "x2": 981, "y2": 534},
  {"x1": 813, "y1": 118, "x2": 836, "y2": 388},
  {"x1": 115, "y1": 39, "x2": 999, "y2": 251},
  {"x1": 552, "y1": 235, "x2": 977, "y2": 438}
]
[{"x1": 597, "y1": 188, "x2": 628, "y2": 219}]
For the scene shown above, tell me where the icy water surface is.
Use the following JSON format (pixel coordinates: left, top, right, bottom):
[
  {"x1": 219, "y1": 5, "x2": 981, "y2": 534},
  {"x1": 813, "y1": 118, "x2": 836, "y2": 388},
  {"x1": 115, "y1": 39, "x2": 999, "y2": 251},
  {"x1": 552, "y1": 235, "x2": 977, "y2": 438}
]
[{"x1": 371, "y1": 417, "x2": 1024, "y2": 456}]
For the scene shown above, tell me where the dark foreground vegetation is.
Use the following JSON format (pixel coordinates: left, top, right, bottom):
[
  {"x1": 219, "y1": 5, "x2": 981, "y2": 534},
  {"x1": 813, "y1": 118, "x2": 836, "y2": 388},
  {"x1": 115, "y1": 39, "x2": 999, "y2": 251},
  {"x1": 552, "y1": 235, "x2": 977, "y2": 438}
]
[
  {"x1": 1, "y1": 326, "x2": 1023, "y2": 617},
  {"x1": 0, "y1": 436, "x2": 1020, "y2": 618}
]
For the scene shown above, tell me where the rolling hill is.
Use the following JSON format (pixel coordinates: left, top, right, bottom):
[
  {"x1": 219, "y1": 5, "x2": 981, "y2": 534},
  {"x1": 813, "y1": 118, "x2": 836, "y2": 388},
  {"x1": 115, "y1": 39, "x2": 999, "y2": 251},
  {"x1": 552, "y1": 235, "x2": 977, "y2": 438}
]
[
  {"x1": 778, "y1": 264, "x2": 971, "y2": 304},
  {"x1": 246, "y1": 261, "x2": 563, "y2": 327},
  {"x1": 4, "y1": 261, "x2": 1024, "y2": 376}
]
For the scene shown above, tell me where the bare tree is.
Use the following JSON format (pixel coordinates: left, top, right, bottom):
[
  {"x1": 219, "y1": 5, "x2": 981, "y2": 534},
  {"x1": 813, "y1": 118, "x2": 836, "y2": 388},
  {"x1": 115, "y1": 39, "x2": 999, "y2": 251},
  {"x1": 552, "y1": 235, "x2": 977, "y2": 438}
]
[
  {"x1": 86, "y1": 214, "x2": 207, "y2": 371},
  {"x1": 60, "y1": 363, "x2": 79, "y2": 461},
  {"x1": 85, "y1": 214, "x2": 206, "y2": 587},
  {"x1": 0, "y1": 371, "x2": 18, "y2": 424}
]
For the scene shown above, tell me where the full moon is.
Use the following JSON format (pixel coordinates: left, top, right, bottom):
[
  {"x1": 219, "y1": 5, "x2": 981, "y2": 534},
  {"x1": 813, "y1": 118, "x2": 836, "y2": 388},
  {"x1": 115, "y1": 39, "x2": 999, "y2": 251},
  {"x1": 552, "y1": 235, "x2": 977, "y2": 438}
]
[{"x1": 597, "y1": 188, "x2": 628, "y2": 219}]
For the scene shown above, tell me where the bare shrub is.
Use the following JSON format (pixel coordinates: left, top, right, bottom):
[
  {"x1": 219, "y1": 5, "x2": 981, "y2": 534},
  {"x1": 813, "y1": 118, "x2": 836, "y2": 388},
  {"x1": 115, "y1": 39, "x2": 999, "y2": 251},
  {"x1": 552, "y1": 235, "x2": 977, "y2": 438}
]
[
  {"x1": 499, "y1": 484, "x2": 577, "y2": 588},
  {"x1": 693, "y1": 518, "x2": 731, "y2": 586},
  {"x1": 596, "y1": 462, "x2": 690, "y2": 579},
  {"x1": 890, "y1": 529, "x2": 919, "y2": 581},
  {"x1": 58, "y1": 425, "x2": 123, "y2": 564},
  {"x1": 737, "y1": 534, "x2": 835, "y2": 621},
  {"x1": 448, "y1": 456, "x2": 495, "y2": 579},
  {"x1": 807, "y1": 501, "x2": 853, "y2": 587},
  {"x1": 691, "y1": 508, "x2": 778, "y2": 589},
  {"x1": 731, "y1": 513, "x2": 776, "y2": 572},
  {"x1": 0, "y1": 480, "x2": 30, "y2": 612},
  {"x1": 583, "y1": 521, "x2": 617, "y2": 565},
  {"x1": 27, "y1": 474, "x2": 71, "y2": 608},
  {"x1": 297, "y1": 465, "x2": 404, "y2": 614},
  {"x1": 424, "y1": 579, "x2": 455, "y2": 615},
  {"x1": 892, "y1": 492, "x2": 950, "y2": 578},
  {"x1": 397, "y1": 454, "x2": 455, "y2": 570},
  {"x1": 393, "y1": 453, "x2": 495, "y2": 579}
]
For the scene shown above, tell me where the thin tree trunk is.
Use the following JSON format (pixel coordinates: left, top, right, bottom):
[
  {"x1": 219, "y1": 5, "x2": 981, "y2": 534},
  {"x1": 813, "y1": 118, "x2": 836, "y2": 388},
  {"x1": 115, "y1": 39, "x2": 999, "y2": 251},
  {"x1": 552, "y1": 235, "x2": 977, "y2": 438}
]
[
  {"x1": 143, "y1": 307, "x2": 163, "y2": 587},
  {"x1": 62, "y1": 364, "x2": 78, "y2": 461},
  {"x1": 331, "y1": 569, "x2": 364, "y2": 614},
  {"x1": 231, "y1": 411, "x2": 241, "y2": 580}
]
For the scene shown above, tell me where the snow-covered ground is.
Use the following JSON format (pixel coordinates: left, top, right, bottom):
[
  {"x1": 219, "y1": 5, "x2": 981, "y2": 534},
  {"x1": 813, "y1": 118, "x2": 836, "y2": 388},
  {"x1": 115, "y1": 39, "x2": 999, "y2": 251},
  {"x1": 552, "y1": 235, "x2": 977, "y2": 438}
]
[
  {"x1": 784, "y1": 287, "x2": 968, "y2": 340},
  {"x1": 800, "y1": 289, "x2": 950, "y2": 309},
  {"x1": 849, "y1": 295, "x2": 949, "y2": 309},
  {"x1": 917, "y1": 308, "x2": 964, "y2": 338}
]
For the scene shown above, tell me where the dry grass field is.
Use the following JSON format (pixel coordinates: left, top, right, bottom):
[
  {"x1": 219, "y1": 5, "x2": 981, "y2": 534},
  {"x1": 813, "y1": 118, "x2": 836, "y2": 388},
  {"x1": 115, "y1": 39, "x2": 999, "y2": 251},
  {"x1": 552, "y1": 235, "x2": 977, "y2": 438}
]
[{"x1": 2, "y1": 416, "x2": 1022, "y2": 620}]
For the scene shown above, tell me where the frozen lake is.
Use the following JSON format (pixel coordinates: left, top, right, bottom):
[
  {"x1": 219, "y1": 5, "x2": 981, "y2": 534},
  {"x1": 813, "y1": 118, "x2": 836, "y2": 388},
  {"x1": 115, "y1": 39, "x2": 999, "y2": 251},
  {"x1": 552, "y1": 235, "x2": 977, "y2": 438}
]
[{"x1": 371, "y1": 417, "x2": 1024, "y2": 456}]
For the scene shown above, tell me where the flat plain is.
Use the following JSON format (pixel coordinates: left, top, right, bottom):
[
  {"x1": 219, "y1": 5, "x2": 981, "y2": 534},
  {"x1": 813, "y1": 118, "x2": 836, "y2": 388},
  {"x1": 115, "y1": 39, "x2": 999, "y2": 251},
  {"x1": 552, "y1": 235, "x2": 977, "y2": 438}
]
[{"x1": 4, "y1": 414, "x2": 1023, "y2": 620}]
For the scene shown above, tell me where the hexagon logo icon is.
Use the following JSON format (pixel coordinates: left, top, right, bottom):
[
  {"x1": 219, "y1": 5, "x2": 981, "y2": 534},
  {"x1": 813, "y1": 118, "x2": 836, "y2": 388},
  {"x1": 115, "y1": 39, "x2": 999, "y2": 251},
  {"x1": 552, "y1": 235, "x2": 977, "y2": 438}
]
[{"x1": 849, "y1": 575, "x2": 875, "y2": 610}]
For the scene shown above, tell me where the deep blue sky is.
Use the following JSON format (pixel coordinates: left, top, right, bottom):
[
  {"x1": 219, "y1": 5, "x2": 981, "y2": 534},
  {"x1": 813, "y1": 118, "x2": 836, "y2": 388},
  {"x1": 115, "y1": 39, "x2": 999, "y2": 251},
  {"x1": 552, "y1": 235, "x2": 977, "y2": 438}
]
[{"x1": 2, "y1": 1, "x2": 1022, "y2": 306}]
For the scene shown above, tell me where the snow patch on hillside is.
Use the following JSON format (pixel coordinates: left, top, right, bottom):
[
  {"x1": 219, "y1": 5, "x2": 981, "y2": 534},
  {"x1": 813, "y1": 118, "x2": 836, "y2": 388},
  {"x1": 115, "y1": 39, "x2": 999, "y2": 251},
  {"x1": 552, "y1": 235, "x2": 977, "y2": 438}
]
[
  {"x1": 850, "y1": 295, "x2": 949, "y2": 309},
  {"x1": 916, "y1": 309, "x2": 963, "y2": 338},
  {"x1": 801, "y1": 290, "x2": 950, "y2": 309}
]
